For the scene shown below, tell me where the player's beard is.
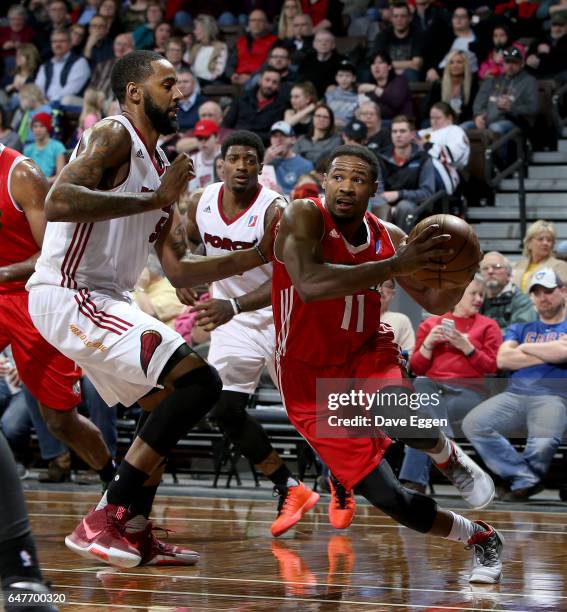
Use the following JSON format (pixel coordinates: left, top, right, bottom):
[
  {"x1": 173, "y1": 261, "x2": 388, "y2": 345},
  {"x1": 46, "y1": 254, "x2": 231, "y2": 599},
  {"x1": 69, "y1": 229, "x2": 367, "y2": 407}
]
[{"x1": 143, "y1": 92, "x2": 179, "y2": 135}]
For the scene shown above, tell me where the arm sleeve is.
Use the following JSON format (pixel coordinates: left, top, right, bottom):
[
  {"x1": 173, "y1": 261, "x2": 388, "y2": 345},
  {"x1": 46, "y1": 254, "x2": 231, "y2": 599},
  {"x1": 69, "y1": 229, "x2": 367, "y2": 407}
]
[
  {"x1": 467, "y1": 321, "x2": 502, "y2": 374},
  {"x1": 472, "y1": 79, "x2": 491, "y2": 116},
  {"x1": 509, "y1": 76, "x2": 539, "y2": 118}
]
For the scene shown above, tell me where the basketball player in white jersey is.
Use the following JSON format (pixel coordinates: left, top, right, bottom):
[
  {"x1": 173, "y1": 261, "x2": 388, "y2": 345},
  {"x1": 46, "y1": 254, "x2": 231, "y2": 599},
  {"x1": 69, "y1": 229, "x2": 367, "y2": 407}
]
[
  {"x1": 183, "y1": 130, "x2": 319, "y2": 537},
  {"x1": 26, "y1": 51, "x2": 276, "y2": 568}
]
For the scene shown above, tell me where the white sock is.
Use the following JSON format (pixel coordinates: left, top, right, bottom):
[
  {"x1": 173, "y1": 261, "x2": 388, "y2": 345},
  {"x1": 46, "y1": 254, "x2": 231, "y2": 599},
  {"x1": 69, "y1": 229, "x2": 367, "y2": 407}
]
[
  {"x1": 286, "y1": 476, "x2": 299, "y2": 488},
  {"x1": 426, "y1": 436, "x2": 452, "y2": 465},
  {"x1": 445, "y1": 511, "x2": 480, "y2": 543},
  {"x1": 95, "y1": 491, "x2": 108, "y2": 511},
  {"x1": 125, "y1": 515, "x2": 149, "y2": 534}
]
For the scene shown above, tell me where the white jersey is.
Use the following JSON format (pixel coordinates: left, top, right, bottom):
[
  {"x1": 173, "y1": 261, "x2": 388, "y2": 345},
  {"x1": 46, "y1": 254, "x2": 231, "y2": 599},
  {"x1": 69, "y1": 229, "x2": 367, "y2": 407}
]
[
  {"x1": 195, "y1": 181, "x2": 278, "y2": 320},
  {"x1": 27, "y1": 115, "x2": 171, "y2": 298}
]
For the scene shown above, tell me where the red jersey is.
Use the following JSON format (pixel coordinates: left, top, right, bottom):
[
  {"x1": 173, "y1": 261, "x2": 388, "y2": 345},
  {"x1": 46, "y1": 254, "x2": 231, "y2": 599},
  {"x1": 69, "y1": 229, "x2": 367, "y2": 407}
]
[
  {"x1": 0, "y1": 145, "x2": 39, "y2": 295},
  {"x1": 272, "y1": 198, "x2": 397, "y2": 366}
]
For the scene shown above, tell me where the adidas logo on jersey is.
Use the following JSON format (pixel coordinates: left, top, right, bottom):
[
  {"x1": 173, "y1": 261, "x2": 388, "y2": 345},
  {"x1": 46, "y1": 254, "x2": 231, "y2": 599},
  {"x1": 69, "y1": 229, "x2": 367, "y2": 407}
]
[
  {"x1": 329, "y1": 229, "x2": 340, "y2": 238},
  {"x1": 136, "y1": 149, "x2": 144, "y2": 159},
  {"x1": 203, "y1": 205, "x2": 211, "y2": 213}
]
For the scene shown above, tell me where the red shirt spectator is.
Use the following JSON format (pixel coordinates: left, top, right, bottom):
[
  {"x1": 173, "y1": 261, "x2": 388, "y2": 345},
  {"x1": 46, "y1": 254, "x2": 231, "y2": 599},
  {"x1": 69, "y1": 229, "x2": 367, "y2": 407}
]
[
  {"x1": 0, "y1": 6, "x2": 36, "y2": 61},
  {"x1": 232, "y1": 10, "x2": 278, "y2": 85}
]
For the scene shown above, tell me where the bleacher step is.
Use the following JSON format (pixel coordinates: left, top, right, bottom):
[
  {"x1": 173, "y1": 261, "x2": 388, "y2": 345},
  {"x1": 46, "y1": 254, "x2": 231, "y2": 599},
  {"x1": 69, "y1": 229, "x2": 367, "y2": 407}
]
[
  {"x1": 468, "y1": 207, "x2": 567, "y2": 221},
  {"x1": 495, "y1": 192, "x2": 567, "y2": 207},
  {"x1": 499, "y1": 178, "x2": 567, "y2": 191},
  {"x1": 473, "y1": 221, "x2": 567, "y2": 239},
  {"x1": 559, "y1": 139, "x2": 567, "y2": 153},
  {"x1": 478, "y1": 238, "x2": 523, "y2": 253},
  {"x1": 532, "y1": 152, "x2": 567, "y2": 164},
  {"x1": 529, "y1": 165, "x2": 567, "y2": 179}
]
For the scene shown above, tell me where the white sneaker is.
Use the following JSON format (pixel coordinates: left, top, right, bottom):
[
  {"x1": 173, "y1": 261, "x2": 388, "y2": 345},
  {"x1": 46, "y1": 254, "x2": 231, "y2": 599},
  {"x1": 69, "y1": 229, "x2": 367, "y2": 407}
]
[
  {"x1": 435, "y1": 441, "x2": 495, "y2": 509},
  {"x1": 467, "y1": 520, "x2": 504, "y2": 584}
]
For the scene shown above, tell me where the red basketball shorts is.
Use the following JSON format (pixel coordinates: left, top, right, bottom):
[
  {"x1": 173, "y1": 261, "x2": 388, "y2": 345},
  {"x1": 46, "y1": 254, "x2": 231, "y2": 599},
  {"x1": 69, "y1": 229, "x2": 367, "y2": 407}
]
[{"x1": 0, "y1": 292, "x2": 81, "y2": 410}]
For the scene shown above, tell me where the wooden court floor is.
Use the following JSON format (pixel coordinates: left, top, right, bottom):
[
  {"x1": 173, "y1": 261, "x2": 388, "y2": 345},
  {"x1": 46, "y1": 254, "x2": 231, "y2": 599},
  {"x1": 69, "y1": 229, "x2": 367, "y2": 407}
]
[{"x1": 17, "y1": 489, "x2": 567, "y2": 611}]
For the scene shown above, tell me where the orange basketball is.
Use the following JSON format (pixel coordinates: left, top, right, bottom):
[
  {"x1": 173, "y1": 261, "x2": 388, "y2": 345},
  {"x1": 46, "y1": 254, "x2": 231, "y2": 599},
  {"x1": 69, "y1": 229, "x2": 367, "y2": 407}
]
[{"x1": 407, "y1": 214, "x2": 482, "y2": 290}]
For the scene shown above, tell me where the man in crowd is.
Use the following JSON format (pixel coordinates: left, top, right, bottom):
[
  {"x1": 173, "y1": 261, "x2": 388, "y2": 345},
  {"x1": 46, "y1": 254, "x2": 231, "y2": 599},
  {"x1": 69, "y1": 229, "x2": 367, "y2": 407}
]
[
  {"x1": 463, "y1": 269, "x2": 567, "y2": 501},
  {"x1": 479, "y1": 251, "x2": 537, "y2": 331},
  {"x1": 90, "y1": 33, "x2": 135, "y2": 99},
  {"x1": 298, "y1": 30, "x2": 343, "y2": 97},
  {"x1": 83, "y1": 14, "x2": 114, "y2": 68}
]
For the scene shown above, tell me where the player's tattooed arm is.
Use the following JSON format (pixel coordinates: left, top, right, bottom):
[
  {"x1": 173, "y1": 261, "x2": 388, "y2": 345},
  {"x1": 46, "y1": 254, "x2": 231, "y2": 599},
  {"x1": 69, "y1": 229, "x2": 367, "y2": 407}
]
[
  {"x1": 0, "y1": 159, "x2": 48, "y2": 283},
  {"x1": 386, "y1": 222, "x2": 467, "y2": 315}
]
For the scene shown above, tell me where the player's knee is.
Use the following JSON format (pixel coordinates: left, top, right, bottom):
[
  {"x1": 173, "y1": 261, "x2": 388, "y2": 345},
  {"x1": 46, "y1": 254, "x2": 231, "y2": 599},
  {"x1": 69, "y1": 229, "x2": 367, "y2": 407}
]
[
  {"x1": 211, "y1": 391, "x2": 249, "y2": 431},
  {"x1": 173, "y1": 364, "x2": 223, "y2": 416},
  {"x1": 41, "y1": 407, "x2": 76, "y2": 440}
]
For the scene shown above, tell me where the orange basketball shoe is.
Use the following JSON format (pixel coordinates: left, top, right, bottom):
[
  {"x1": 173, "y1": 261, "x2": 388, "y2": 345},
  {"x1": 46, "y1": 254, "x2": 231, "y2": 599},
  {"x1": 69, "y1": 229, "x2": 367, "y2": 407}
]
[
  {"x1": 271, "y1": 481, "x2": 320, "y2": 537},
  {"x1": 328, "y1": 477, "x2": 356, "y2": 529},
  {"x1": 327, "y1": 535, "x2": 355, "y2": 585},
  {"x1": 125, "y1": 522, "x2": 200, "y2": 566},
  {"x1": 271, "y1": 540, "x2": 317, "y2": 596}
]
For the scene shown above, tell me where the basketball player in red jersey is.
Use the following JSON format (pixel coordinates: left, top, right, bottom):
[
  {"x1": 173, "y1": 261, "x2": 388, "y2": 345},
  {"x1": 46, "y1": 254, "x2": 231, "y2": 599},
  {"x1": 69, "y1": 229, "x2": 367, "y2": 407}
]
[
  {"x1": 0, "y1": 144, "x2": 116, "y2": 483},
  {"x1": 273, "y1": 145, "x2": 503, "y2": 583}
]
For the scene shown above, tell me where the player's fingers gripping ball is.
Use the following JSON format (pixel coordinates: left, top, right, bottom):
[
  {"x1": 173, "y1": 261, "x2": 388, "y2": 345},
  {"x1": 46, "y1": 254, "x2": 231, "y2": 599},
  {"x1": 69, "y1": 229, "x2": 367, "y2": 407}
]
[{"x1": 408, "y1": 214, "x2": 482, "y2": 289}]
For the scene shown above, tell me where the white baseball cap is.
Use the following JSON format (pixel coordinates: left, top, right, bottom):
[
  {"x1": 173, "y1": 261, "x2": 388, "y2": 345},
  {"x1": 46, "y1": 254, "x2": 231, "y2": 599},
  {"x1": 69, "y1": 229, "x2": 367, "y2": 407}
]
[
  {"x1": 527, "y1": 268, "x2": 564, "y2": 292},
  {"x1": 270, "y1": 121, "x2": 294, "y2": 136}
]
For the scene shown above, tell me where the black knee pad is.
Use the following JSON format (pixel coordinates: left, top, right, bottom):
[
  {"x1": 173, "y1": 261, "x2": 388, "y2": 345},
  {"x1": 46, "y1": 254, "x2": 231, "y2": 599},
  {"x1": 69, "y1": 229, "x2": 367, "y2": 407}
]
[
  {"x1": 211, "y1": 391, "x2": 249, "y2": 432},
  {"x1": 139, "y1": 365, "x2": 222, "y2": 456}
]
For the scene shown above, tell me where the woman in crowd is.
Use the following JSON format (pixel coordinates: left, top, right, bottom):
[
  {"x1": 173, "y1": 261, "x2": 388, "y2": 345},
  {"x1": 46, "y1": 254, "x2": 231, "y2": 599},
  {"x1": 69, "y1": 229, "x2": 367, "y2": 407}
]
[
  {"x1": 74, "y1": 88, "x2": 105, "y2": 144},
  {"x1": 70, "y1": 23, "x2": 87, "y2": 54},
  {"x1": 133, "y1": 3, "x2": 163, "y2": 49},
  {"x1": 479, "y1": 24, "x2": 516, "y2": 80},
  {"x1": 398, "y1": 275, "x2": 502, "y2": 493},
  {"x1": 512, "y1": 220, "x2": 567, "y2": 292},
  {"x1": 186, "y1": 14, "x2": 228, "y2": 85},
  {"x1": 293, "y1": 103, "x2": 342, "y2": 165},
  {"x1": 358, "y1": 52, "x2": 413, "y2": 123},
  {"x1": 1, "y1": 43, "x2": 40, "y2": 111},
  {"x1": 98, "y1": 0, "x2": 123, "y2": 39},
  {"x1": 277, "y1": 0, "x2": 302, "y2": 39},
  {"x1": 153, "y1": 22, "x2": 173, "y2": 55},
  {"x1": 284, "y1": 82, "x2": 318, "y2": 136},
  {"x1": 418, "y1": 102, "x2": 470, "y2": 195},
  {"x1": 421, "y1": 50, "x2": 478, "y2": 125}
]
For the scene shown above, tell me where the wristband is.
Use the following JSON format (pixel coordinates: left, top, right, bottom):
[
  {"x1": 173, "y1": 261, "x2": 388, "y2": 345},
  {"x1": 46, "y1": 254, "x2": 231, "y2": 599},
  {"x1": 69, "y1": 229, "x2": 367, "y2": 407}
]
[
  {"x1": 422, "y1": 343, "x2": 432, "y2": 351},
  {"x1": 229, "y1": 298, "x2": 239, "y2": 316},
  {"x1": 255, "y1": 244, "x2": 269, "y2": 264}
]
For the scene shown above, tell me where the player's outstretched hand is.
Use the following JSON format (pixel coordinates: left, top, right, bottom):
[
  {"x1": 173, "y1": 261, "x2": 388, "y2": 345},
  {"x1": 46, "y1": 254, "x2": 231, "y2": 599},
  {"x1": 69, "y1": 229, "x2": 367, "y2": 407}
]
[
  {"x1": 191, "y1": 298, "x2": 234, "y2": 331},
  {"x1": 155, "y1": 153, "x2": 196, "y2": 207},
  {"x1": 175, "y1": 287, "x2": 199, "y2": 306},
  {"x1": 391, "y1": 224, "x2": 452, "y2": 277}
]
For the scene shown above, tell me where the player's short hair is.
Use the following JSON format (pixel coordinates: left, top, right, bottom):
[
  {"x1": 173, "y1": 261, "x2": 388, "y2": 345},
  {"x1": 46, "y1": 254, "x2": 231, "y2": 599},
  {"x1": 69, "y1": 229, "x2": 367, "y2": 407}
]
[
  {"x1": 111, "y1": 50, "x2": 165, "y2": 104},
  {"x1": 326, "y1": 145, "x2": 380, "y2": 183},
  {"x1": 221, "y1": 130, "x2": 265, "y2": 163}
]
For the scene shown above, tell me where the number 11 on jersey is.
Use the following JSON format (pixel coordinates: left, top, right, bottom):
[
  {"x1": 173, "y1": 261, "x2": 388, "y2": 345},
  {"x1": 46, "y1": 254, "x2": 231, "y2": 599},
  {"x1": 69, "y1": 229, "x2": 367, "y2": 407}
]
[{"x1": 341, "y1": 295, "x2": 365, "y2": 332}]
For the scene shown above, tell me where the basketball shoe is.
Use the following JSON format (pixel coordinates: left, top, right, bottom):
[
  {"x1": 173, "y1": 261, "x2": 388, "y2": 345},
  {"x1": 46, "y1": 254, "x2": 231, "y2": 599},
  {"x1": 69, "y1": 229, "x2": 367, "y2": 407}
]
[
  {"x1": 64, "y1": 504, "x2": 141, "y2": 568},
  {"x1": 466, "y1": 520, "x2": 504, "y2": 584},
  {"x1": 328, "y1": 477, "x2": 356, "y2": 529},
  {"x1": 271, "y1": 481, "x2": 320, "y2": 537},
  {"x1": 435, "y1": 441, "x2": 495, "y2": 509},
  {"x1": 125, "y1": 522, "x2": 200, "y2": 566}
]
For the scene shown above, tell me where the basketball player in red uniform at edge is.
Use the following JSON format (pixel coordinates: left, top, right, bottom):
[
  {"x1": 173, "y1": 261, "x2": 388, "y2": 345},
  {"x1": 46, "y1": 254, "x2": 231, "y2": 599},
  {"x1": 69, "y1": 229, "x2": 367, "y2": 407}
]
[{"x1": 273, "y1": 145, "x2": 504, "y2": 583}]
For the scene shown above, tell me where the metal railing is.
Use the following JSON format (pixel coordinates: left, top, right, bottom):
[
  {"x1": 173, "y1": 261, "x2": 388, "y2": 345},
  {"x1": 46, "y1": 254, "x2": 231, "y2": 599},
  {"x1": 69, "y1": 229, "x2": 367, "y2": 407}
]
[{"x1": 484, "y1": 127, "x2": 527, "y2": 247}]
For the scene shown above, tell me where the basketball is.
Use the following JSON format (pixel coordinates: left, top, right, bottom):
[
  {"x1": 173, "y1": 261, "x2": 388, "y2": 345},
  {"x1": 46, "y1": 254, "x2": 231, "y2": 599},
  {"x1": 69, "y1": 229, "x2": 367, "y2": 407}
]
[{"x1": 407, "y1": 214, "x2": 482, "y2": 289}]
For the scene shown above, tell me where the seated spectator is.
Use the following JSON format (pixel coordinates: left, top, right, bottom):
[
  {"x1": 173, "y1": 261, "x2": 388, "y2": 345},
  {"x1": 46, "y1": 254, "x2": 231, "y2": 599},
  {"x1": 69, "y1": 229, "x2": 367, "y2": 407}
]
[
  {"x1": 223, "y1": 67, "x2": 287, "y2": 144},
  {"x1": 186, "y1": 14, "x2": 228, "y2": 85},
  {"x1": 293, "y1": 102, "x2": 342, "y2": 165},
  {"x1": 1, "y1": 44, "x2": 41, "y2": 111},
  {"x1": 300, "y1": 0, "x2": 346, "y2": 36},
  {"x1": 480, "y1": 251, "x2": 537, "y2": 330},
  {"x1": 132, "y1": 2, "x2": 163, "y2": 50},
  {"x1": 399, "y1": 275, "x2": 502, "y2": 493},
  {"x1": 75, "y1": 88, "x2": 105, "y2": 144},
  {"x1": 0, "y1": 5, "x2": 36, "y2": 73},
  {"x1": 70, "y1": 23, "x2": 87, "y2": 55},
  {"x1": 164, "y1": 38, "x2": 189, "y2": 72},
  {"x1": 494, "y1": 0, "x2": 543, "y2": 40},
  {"x1": 277, "y1": 0, "x2": 302, "y2": 39},
  {"x1": 24, "y1": 112, "x2": 65, "y2": 182},
  {"x1": 462, "y1": 269, "x2": 567, "y2": 501},
  {"x1": 36, "y1": 0, "x2": 72, "y2": 60},
  {"x1": 135, "y1": 253, "x2": 185, "y2": 329},
  {"x1": 512, "y1": 220, "x2": 567, "y2": 292},
  {"x1": 175, "y1": 288, "x2": 212, "y2": 351},
  {"x1": 426, "y1": 6, "x2": 480, "y2": 82},
  {"x1": 0, "y1": 109, "x2": 22, "y2": 152},
  {"x1": 466, "y1": 46, "x2": 538, "y2": 137},
  {"x1": 375, "y1": 115, "x2": 435, "y2": 232},
  {"x1": 371, "y1": 1, "x2": 425, "y2": 82},
  {"x1": 11, "y1": 83, "x2": 52, "y2": 146},
  {"x1": 285, "y1": 13, "x2": 314, "y2": 65},
  {"x1": 412, "y1": 0, "x2": 452, "y2": 46},
  {"x1": 284, "y1": 81, "x2": 318, "y2": 136},
  {"x1": 176, "y1": 68, "x2": 206, "y2": 132},
  {"x1": 356, "y1": 100, "x2": 391, "y2": 154},
  {"x1": 98, "y1": 0, "x2": 123, "y2": 39},
  {"x1": 263, "y1": 120, "x2": 314, "y2": 195},
  {"x1": 418, "y1": 102, "x2": 470, "y2": 194},
  {"x1": 76, "y1": 0, "x2": 100, "y2": 26},
  {"x1": 479, "y1": 24, "x2": 517, "y2": 81},
  {"x1": 122, "y1": 0, "x2": 152, "y2": 32},
  {"x1": 153, "y1": 22, "x2": 173, "y2": 55},
  {"x1": 245, "y1": 43, "x2": 298, "y2": 94},
  {"x1": 526, "y1": 13, "x2": 567, "y2": 79},
  {"x1": 379, "y1": 279, "x2": 415, "y2": 354},
  {"x1": 341, "y1": 118, "x2": 367, "y2": 145},
  {"x1": 421, "y1": 50, "x2": 478, "y2": 125},
  {"x1": 176, "y1": 100, "x2": 233, "y2": 154},
  {"x1": 189, "y1": 119, "x2": 221, "y2": 191},
  {"x1": 90, "y1": 33, "x2": 134, "y2": 100},
  {"x1": 83, "y1": 14, "x2": 114, "y2": 68},
  {"x1": 35, "y1": 28, "x2": 91, "y2": 105},
  {"x1": 358, "y1": 52, "x2": 413, "y2": 123},
  {"x1": 230, "y1": 10, "x2": 279, "y2": 86},
  {"x1": 325, "y1": 60, "x2": 358, "y2": 128},
  {"x1": 298, "y1": 29, "x2": 343, "y2": 97}
]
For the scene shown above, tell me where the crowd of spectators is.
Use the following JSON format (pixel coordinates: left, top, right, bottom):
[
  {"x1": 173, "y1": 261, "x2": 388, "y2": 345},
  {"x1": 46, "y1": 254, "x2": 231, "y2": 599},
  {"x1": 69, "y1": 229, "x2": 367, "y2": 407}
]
[{"x1": 0, "y1": 0, "x2": 566, "y2": 500}]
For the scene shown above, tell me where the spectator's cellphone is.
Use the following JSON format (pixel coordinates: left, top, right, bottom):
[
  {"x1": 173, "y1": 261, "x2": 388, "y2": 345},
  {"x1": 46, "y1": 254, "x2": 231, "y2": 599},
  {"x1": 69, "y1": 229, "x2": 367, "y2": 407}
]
[{"x1": 441, "y1": 318, "x2": 455, "y2": 335}]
